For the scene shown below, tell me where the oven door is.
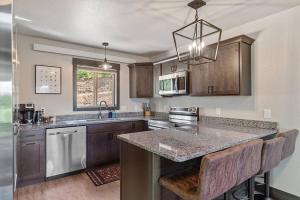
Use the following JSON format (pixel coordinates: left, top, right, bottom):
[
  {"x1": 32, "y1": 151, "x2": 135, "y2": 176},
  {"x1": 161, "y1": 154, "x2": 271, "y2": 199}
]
[{"x1": 176, "y1": 71, "x2": 188, "y2": 95}]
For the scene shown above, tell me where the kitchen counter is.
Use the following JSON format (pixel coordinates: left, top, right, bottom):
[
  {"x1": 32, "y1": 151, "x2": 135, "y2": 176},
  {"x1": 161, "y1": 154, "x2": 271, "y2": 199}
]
[
  {"x1": 118, "y1": 122, "x2": 277, "y2": 162},
  {"x1": 118, "y1": 117, "x2": 278, "y2": 200},
  {"x1": 19, "y1": 116, "x2": 167, "y2": 130}
]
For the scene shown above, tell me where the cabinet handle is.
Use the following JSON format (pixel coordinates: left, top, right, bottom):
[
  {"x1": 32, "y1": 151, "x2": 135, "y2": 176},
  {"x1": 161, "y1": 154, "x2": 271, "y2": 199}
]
[
  {"x1": 24, "y1": 142, "x2": 36, "y2": 146},
  {"x1": 25, "y1": 135, "x2": 36, "y2": 138},
  {"x1": 208, "y1": 86, "x2": 210, "y2": 94}
]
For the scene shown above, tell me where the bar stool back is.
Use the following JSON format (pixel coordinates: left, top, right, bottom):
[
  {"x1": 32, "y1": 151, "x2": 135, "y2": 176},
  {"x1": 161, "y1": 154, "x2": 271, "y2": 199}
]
[
  {"x1": 198, "y1": 146, "x2": 241, "y2": 200},
  {"x1": 277, "y1": 129, "x2": 299, "y2": 160},
  {"x1": 159, "y1": 146, "x2": 241, "y2": 200},
  {"x1": 257, "y1": 137, "x2": 285, "y2": 199},
  {"x1": 233, "y1": 139, "x2": 263, "y2": 200}
]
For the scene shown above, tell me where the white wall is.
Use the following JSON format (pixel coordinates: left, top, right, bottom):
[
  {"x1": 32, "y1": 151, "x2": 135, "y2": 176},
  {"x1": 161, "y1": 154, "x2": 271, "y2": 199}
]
[
  {"x1": 16, "y1": 34, "x2": 150, "y2": 116},
  {"x1": 151, "y1": 6, "x2": 300, "y2": 196}
]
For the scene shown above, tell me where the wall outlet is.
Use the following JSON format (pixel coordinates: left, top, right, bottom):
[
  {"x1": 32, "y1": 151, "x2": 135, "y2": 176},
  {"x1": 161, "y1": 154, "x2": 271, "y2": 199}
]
[
  {"x1": 263, "y1": 109, "x2": 272, "y2": 119},
  {"x1": 216, "y1": 108, "x2": 222, "y2": 116}
]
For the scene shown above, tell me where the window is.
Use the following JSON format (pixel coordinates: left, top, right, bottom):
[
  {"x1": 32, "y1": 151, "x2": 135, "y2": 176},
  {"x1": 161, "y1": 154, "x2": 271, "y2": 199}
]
[{"x1": 73, "y1": 58, "x2": 120, "y2": 111}]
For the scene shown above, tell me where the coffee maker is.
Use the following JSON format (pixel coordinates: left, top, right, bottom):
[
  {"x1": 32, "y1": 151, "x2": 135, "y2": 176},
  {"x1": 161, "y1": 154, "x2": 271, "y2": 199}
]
[
  {"x1": 24, "y1": 103, "x2": 35, "y2": 124},
  {"x1": 14, "y1": 104, "x2": 26, "y2": 123}
]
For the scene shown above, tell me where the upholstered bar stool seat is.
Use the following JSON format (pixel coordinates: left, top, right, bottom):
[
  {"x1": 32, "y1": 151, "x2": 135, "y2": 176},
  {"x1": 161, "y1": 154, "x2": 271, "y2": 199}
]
[
  {"x1": 277, "y1": 129, "x2": 299, "y2": 160},
  {"x1": 159, "y1": 146, "x2": 241, "y2": 200}
]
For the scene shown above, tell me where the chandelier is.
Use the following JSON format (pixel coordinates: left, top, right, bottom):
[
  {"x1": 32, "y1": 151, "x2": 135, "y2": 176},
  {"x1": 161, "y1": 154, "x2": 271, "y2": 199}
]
[
  {"x1": 100, "y1": 42, "x2": 112, "y2": 70},
  {"x1": 173, "y1": 0, "x2": 222, "y2": 65}
]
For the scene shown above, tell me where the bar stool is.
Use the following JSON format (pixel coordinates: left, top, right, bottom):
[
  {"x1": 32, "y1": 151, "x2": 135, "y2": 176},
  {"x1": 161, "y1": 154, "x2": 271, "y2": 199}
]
[
  {"x1": 232, "y1": 139, "x2": 263, "y2": 200},
  {"x1": 277, "y1": 129, "x2": 299, "y2": 160},
  {"x1": 159, "y1": 145, "x2": 241, "y2": 200},
  {"x1": 256, "y1": 137, "x2": 286, "y2": 200}
]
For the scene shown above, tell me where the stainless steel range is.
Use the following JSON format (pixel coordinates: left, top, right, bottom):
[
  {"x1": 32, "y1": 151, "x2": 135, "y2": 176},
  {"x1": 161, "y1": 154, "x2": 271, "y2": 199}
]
[{"x1": 148, "y1": 107, "x2": 199, "y2": 130}]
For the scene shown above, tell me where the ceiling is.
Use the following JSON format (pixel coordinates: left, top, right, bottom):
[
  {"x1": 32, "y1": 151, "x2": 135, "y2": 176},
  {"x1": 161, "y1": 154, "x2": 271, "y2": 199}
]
[{"x1": 14, "y1": 0, "x2": 300, "y2": 56}]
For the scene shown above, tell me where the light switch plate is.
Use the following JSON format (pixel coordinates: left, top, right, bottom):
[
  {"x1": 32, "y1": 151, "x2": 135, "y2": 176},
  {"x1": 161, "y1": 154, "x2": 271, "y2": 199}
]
[
  {"x1": 264, "y1": 109, "x2": 272, "y2": 119},
  {"x1": 216, "y1": 108, "x2": 222, "y2": 116}
]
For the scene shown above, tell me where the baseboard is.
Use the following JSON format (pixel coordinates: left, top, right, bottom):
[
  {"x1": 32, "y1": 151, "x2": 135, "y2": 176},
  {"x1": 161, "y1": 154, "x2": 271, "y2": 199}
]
[{"x1": 270, "y1": 187, "x2": 300, "y2": 200}]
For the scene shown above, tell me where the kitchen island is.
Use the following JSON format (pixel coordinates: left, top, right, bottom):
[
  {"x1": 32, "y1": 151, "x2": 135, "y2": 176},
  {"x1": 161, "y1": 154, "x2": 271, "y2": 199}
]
[{"x1": 118, "y1": 120, "x2": 277, "y2": 200}]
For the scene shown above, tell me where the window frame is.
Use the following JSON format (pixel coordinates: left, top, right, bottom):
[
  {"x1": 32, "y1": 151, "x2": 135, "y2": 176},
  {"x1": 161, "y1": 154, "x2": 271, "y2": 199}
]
[{"x1": 73, "y1": 58, "x2": 120, "y2": 111}]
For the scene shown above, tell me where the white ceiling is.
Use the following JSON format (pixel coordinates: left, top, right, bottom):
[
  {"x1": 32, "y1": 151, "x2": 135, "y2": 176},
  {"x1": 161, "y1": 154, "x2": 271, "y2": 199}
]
[{"x1": 14, "y1": 0, "x2": 300, "y2": 56}]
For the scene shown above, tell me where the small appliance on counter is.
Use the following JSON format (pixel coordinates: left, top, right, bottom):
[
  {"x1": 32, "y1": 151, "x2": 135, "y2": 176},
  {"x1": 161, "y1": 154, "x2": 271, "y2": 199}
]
[
  {"x1": 34, "y1": 110, "x2": 43, "y2": 124},
  {"x1": 24, "y1": 103, "x2": 35, "y2": 124},
  {"x1": 14, "y1": 104, "x2": 25, "y2": 123},
  {"x1": 15, "y1": 103, "x2": 35, "y2": 124},
  {"x1": 143, "y1": 103, "x2": 152, "y2": 116},
  {"x1": 159, "y1": 70, "x2": 189, "y2": 96}
]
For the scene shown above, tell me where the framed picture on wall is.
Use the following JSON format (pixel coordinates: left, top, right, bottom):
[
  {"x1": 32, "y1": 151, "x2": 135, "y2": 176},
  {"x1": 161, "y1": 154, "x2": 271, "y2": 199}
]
[{"x1": 35, "y1": 65, "x2": 62, "y2": 94}]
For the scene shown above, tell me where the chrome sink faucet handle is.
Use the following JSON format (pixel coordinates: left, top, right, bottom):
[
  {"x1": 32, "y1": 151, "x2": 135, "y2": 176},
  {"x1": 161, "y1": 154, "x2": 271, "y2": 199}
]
[{"x1": 98, "y1": 101, "x2": 108, "y2": 119}]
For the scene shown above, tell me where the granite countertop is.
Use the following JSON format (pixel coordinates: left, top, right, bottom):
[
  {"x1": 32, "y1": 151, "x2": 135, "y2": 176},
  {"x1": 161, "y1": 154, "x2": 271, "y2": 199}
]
[
  {"x1": 19, "y1": 116, "x2": 166, "y2": 130},
  {"x1": 118, "y1": 123, "x2": 277, "y2": 162}
]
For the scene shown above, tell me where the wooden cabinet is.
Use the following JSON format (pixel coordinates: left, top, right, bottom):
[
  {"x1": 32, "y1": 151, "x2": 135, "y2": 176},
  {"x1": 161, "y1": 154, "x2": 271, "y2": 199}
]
[
  {"x1": 17, "y1": 128, "x2": 45, "y2": 187},
  {"x1": 161, "y1": 59, "x2": 188, "y2": 75},
  {"x1": 190, "y1": 49, "x2": 215, "y2": 96},
  {"x1": 87, "y1": 131, "x2": 111, "y2": 167},
  {"x1": 129, "y1": 63, "x2": 154, "y2": 98},
  {"x1": 190, "y1": 35, "x2": 254, "y2": 96},
  {"x1": 153, "y1": 64, "x2": 162, "y2": 98},
  {"x1": 87, "y1": 120, "x2": 148, "y2": 168}
]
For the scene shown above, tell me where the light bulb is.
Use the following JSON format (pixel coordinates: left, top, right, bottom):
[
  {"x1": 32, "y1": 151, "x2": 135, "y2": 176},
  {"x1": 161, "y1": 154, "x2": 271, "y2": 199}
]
[
  {"x1": 192, "y1": 41, "x2": 196, "y2": 48},
  {"x1": 103, "y1": 64, "x2": 108, "y2": 70},
  {"x1": 201, "y1": 41, "x2": 205, "y2": 48}
]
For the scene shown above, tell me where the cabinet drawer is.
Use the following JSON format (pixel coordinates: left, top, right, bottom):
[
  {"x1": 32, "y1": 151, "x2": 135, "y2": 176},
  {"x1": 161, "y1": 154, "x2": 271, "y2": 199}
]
[
  {"x1": 20, "y1": 129, "x2": 45, "y2": 141},
  {"x1": 87, "y1": 121, "x2": 133, "y2": 134}
]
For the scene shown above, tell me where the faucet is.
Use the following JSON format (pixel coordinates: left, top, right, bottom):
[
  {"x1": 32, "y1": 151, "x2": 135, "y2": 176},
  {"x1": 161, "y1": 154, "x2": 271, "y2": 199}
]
[{"x1": 97, "y1": 100, "x2": 108, "y2": 119}]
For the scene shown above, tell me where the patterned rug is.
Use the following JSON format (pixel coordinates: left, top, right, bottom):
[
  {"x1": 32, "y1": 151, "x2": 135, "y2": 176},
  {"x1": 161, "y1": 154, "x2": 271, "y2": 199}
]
[{"x1": 86, "y1": 163, "x2": 120, "y2": 186}]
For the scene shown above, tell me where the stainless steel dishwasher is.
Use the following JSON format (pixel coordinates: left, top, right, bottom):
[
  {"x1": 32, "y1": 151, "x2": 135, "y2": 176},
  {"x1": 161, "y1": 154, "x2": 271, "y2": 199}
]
[{"x1": 46, "y1": 126, "x2": 86, "y2": 178}]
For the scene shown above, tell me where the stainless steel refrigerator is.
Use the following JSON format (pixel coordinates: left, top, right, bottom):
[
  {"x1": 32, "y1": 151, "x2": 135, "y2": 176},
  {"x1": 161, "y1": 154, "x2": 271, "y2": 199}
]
[{"x1": 0, "y1": 0, "x2": 14, "y2": 199}]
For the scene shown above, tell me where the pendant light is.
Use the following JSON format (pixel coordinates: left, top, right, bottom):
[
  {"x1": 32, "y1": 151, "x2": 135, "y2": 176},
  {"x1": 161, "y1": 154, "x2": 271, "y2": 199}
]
[
  {"x1": 173, "y1": 0, "x2": 222, "y2": 65},
  {"x1": 100, "y1": 42, "x2": 112, "y2": 70}
]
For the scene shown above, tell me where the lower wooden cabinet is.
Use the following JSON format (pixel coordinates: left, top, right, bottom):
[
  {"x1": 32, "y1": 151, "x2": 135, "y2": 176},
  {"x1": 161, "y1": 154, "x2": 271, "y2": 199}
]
[
  {"x1": 17, "y1": 129, "x2": 45, "y2": 187},
  {"x1": 87, "y1": 120, "x2": 148, "y2": 168}
]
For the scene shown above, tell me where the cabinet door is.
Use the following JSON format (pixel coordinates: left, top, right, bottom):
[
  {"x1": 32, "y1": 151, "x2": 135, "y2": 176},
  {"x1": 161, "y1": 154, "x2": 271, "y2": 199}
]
[
  {"x1": 133, "y1": 120, "x2": 147, "y2": 132},
  {"x1": 18, "y1": 140, "x2": 45, "y2": 183},
  {"x1": 110, "y1": 132, "x2": 121, "y2": 162},
  {"x1": 136, "y1": 66, "x2": 153, "y2": 98},
  {"x1": 153, "y1": 64, "x2": 161, "y2": 98},
  {"x1": 87, "y1": 132, "x2": 110, "y2": 167},
  {"x1": 161, "y1": 60, "x2": 175, "y2": 75},
  {"x1": 212, "y1": 43, "x2": 240, "y2": 95},
  {"x1": 189, "y1": 49, "x2": 214, "y2": 96}
]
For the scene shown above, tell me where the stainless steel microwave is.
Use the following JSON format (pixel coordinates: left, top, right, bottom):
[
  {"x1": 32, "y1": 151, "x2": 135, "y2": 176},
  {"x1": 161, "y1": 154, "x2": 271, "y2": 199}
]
[{"x1": 159, "y1": 71, "x2": 189, "y2": 96}]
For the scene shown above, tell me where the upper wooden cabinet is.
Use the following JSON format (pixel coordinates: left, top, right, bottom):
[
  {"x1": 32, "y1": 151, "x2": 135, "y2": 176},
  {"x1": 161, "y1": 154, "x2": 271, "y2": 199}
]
[
  {"x1": 190, "y1": 35, "x2": 254, "y2": 96},
  {"x1": 129, "y1": 63, "x2": 153, "y2": 98}
]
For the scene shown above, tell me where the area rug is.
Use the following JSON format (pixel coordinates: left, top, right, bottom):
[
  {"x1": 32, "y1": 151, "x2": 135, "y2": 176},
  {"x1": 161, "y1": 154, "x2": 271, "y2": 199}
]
[{"x1": 86, "y1": 163, "x2": 120, "y2": 186}]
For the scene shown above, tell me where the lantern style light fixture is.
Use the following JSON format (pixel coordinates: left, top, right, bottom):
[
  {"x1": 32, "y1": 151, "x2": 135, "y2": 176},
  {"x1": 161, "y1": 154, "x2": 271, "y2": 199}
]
[
  {"x1": 173, "y1": 0, "x2": 222, "y2": 65},
  {"x1": 100, "y1": 42, "x2": 112, "y2": 70}
]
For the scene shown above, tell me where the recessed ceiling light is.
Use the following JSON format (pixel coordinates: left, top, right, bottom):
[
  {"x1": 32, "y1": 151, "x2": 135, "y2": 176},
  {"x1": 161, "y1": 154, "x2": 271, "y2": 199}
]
[{"x1": 14, "y1": 15, "x2": 32, "y2": 22}]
